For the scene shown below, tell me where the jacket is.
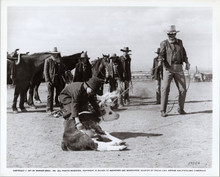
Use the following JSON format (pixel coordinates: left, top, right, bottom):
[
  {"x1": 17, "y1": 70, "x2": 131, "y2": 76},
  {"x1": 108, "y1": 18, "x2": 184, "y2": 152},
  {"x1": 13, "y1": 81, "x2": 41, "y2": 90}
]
[
  {"x1": 120, "y1": 54, "x2": 131, "y2": 81},
  {"x1": 59, "y1": 82, "x2": 100, "y2": 117},
  {"x1": 159, "y1": 39, "x2": 188, "y2": 67},
  {"x1": 43, "y1": 57, "x2": 64, "y2": 84},
  {"x1": 108, "y1": 58, "x2": 125, "y2": 81},
  {"x1": 151, "y1": 56, "x2": 163, "y2": 80}
]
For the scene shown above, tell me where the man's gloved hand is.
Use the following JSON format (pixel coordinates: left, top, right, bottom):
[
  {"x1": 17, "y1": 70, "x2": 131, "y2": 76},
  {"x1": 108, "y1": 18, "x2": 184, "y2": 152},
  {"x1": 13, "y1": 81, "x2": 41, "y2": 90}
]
[
  {"x1": 75, "y1": 117, "x2": 85, "y2": 130},
  {"x1": 151, "y1": 75, "x2": 155, "y2": 80},
  {"x1": 185, "y1": 63, "x2": 190, "y2": 70},
  {"x1": 76, "y1": 122, "x2": 85, "y2": 130}
]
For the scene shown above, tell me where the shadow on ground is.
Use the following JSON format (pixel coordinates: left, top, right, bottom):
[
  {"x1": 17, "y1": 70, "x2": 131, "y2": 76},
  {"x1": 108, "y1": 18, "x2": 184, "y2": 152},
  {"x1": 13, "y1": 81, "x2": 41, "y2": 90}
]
[
  {"x1": 110, "y1": 132, "x2": 163, "y2": 140},
  {"x1": 168, "y1": 110, "x2": 212, "y2": 116}
]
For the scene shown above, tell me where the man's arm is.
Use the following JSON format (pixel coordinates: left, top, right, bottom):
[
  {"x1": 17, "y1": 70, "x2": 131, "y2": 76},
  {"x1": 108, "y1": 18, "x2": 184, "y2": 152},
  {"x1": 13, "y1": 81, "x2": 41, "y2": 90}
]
[
  {"x1": 151, "y1": 58, "x2": 156, "y2": 76},
  {"x1": 181, "y1": 40, "x2": 190, "y2": 70},
  {"x1": 119, "y1": 57, "x2": 126, "y2": 80},
  {"x1": 71, "y1": 101, "x2": 79, "y2": 118},
  {"x1": 159, "y1": 41, "x2": 166, "y2": 62},
  {"x1": 89, "y1": 95, "x2": 101, "y2": 116}
]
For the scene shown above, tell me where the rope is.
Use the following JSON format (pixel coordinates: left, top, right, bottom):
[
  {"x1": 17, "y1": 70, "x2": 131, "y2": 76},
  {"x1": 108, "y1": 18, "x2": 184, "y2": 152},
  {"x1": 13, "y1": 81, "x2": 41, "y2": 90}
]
[
  {"x1": 111, "y1": 80, "x2": 137, "y2": 104},
  {"x1": 166, "y1": 69, "x2": 191, "y2": 113}
]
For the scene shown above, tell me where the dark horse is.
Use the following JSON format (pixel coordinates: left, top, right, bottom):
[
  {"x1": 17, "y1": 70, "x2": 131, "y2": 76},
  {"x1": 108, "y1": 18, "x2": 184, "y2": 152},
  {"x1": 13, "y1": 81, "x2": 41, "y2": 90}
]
[
  {"x1": 26, "y1": 52, "x2": 83, "y2": 107},
  {"x1": 7, "y1": 52, "x2": 59, "y2": 112},
  {"x1": 73, "y1": 57, "x2": 92, "y2": 82},
  {"x1": 91, "y1": 54, "x2": 110, "y2": 95}
]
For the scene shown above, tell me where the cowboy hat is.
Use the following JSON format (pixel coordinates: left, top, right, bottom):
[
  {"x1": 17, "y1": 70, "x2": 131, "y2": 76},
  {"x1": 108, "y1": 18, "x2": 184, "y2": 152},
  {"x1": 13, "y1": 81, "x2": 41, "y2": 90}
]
[
  {"x1": 50, "y1": 47, "x2": 60, "y2": 53},
  {"x1": 120, "y1": 47, "x2": 132, "y2": 52},
  {"x1": 155, "y1": 48, "x2": 160, "y2": 54},
  {"x1": 167, "y1": 25, "x2": 180, "y2": 34},
  {"x1": 80, "y1": 51, "x2": 90, "y2": 59},
  {"x1": 110, "y1": 53, "x2": 118, "y2": 59},
  {"x1": 86, "y1": 76, "x2": 104, "y2": 94}
]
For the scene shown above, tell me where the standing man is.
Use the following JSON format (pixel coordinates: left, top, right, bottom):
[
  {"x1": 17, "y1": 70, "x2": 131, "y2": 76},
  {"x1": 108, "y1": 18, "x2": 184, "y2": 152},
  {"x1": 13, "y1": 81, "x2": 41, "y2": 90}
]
[
  {"x1": 120, "y1": 47, "x2": 132, "y2": 105},
  {"x1": 109, "y1": 53, "x2": 125, "y2": 108},
  {"x1": 159, "y1": 25, "x2": 190, "y2": 117},
  {"x1": 151, "y1": 48, "x2": 163, "y2": 104},
  {"x1": 58, "y1": 76, "x2": 104, "y2": 130},
  {"x1": 44, "y1": 47, "x2": 65, "y2": 114}
]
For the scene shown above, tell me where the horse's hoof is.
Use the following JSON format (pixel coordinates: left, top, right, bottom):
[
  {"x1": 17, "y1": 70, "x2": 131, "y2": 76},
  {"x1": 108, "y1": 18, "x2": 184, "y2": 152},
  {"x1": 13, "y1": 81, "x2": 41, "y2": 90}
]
[
  {"x1": 35, "y1": 100, "x2": 41, "y2": 104},
  {"x1": 21, "y1": 108, "x2": 28, "y2": 112},
  {"x1": 30, "y1": 106, "x2": 37, "y2": 109},
  {"x1": 119, "y1": 141, "x2": 126, "y2": 145},
  {"x1": 119, "y1": 145, "x2": 127, "y2": 151},
  {"x1": 12, "y1": 110, "x2": 18, "y2": 114}
]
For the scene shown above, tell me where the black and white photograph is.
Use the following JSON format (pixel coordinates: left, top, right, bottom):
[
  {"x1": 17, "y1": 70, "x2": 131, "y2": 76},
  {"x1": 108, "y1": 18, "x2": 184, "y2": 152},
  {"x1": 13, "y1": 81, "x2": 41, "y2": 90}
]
[{"x1": 0, "y1": 0, "x2": 219, "y2": 176}]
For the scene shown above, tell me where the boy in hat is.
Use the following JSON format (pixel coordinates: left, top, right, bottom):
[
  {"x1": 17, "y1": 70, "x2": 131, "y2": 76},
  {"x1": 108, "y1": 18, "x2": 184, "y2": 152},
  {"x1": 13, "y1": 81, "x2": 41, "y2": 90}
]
[
  {"x1": 59, "y1": 76, "x2": 104, "y2": 130},
  {"x1": 151, "y1": 48, "x2": 163, "y2": 104},
  {"x1": 158, "y1": 25, "x2": 190, "y2": 117},
  {"x1": 44, "y1": 47, "x2": 65, "y2": 114},
  {"x1": 120, "y1": 47, "x2": 132, "y2": 105}
]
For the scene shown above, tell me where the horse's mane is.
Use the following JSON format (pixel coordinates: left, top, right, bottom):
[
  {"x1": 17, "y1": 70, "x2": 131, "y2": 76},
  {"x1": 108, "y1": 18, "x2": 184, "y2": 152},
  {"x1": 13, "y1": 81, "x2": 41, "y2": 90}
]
[
  {"x1": 91, "y1": 58, "x2": 103, "y2": 67},
  {"x1": 29, "y1": 52, "x2": 82, "y2": 58},
  {"x1": 62, "y1": 52, "x2": 82, "y2": 59},
  {"x1": 29, "y1": 52, "x2": 53, "y2": 56}
]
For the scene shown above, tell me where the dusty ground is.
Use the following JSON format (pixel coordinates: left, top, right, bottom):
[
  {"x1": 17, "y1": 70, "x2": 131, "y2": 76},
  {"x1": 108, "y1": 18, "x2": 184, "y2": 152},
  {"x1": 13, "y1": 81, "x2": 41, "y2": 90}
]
[{"x1": 6, "y1": 80, "x2": 212, "y2": 168}]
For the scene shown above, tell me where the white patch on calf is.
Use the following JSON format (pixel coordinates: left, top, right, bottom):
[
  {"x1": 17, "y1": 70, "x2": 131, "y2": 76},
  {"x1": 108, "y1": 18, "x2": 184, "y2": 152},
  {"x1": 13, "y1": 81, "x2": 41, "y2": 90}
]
[
  {"x1": 97, "y1": 91, "x2": 119, "y2": 108},
  {"x1": 100, "y1": 106, "x2": 119, "y2": 121},
  {"x1": 92, "y1": 138, "x2": 127, "y2": 151},
  {"x1": 101, "y1": 131, "x2": 125, "y2": 145}
]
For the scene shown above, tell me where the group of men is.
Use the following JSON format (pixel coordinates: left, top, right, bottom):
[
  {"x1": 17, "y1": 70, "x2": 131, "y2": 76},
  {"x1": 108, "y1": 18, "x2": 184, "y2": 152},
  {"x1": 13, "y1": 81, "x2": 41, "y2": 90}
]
[
  {"x1": 41, "y1": 24, "x2": 191, "y2": 130},
  {"x1": 43, "y1": 46, "x2": 132, "y2": 130},
  {"x1": 107, "y1": 47, "x2": 132, "y2": 108}
]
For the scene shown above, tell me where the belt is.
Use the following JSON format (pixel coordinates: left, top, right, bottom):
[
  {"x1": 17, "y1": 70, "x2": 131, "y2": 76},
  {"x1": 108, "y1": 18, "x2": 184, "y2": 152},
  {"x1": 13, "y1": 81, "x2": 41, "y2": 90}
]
[{"x1": 171, "y1": 61, "x2": 182, "y2": 64}]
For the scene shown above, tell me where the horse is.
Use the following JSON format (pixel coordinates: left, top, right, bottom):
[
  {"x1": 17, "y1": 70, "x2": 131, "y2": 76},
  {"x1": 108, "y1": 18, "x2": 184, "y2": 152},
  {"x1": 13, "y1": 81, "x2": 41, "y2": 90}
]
[
  {"x1": 91, "y1": 54, "x2": 111, "y2": 95},
  {"x1": 25, "y1": 52, "x2": 83, "y2": 107},
  {"x1": 73, "y1": 57, "x2": 92, "y2": 82},
  {"x1": 7, "y1": 52, "x2": 59, "y2": 112}
]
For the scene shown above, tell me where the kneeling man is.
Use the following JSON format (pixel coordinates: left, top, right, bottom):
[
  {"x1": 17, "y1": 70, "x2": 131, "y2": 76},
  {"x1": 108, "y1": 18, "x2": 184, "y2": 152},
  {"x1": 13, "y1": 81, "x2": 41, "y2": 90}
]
[{"x1": 59, "y1": 76, "x2": 104, "y2": 130}]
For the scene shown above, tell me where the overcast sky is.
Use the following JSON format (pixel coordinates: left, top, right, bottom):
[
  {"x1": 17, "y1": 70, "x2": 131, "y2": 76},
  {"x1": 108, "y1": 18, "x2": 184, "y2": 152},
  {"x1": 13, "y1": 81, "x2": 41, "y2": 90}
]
[{"x1": 7, "y1": 6, "x2": 213, "y2": 71}]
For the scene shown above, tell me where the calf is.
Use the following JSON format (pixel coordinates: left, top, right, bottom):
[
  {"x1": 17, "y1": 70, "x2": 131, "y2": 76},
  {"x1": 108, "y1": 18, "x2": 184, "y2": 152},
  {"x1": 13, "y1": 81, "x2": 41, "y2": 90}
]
[
  {"x1": 97, "y1": 91, "x2": 119, "y2": 109},
  {"x1": 61, "y1": 106, "x2": 127, "y2": 151}
]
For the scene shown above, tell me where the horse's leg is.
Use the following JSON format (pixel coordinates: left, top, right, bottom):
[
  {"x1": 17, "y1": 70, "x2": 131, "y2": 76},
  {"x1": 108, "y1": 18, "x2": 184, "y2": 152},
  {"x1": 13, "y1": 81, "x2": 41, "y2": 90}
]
[
  {"x1": 24, "y1": 83, "x2": 30, "y2": 103},
  {"x1": 34, "y1": 82, "x2": 41, "y2": 103},
  {"x1": 19, "y1": 86, "x2": 27, "y2": 112},
  {"x1": 34, "y1": 74, "x2": 43, "y2": 103},
  {"x1": 12, "y1": 85, "x2": 19, "y2": 113},
  {"x1": 27, "y1": 82, "x2": 36, "y2": 108}
]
